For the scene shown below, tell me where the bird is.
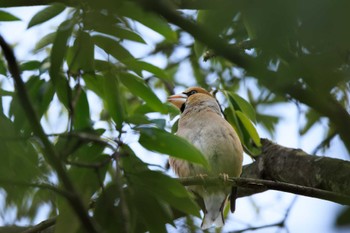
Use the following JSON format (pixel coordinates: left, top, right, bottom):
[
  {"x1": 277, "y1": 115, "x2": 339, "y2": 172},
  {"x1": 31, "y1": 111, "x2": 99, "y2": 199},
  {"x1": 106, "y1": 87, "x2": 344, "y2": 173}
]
[{"x1": 168, "y1": 87, "x2": 243, "y2": 229}]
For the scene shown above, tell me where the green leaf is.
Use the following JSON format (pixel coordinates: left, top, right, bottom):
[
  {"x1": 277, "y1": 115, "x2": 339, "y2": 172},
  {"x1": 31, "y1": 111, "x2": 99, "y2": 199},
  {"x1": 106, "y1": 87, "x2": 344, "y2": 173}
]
[
  {"x1": 49, "y1": 20, "x2": 73, "y2": 86},
  {"x1": 83, "y1": 74, "x2": 104, "y2": 97},
  {"x1": 0, "y1": 57, "x2": 7, "y2": 75},
  {"x1": 28, "y1": 3, "x2": 66, "y2": 28},
  {"x1": 73, "y1": 90, "x2": 92, "y2": 130},
  {"x1": 54, "y1": 198, "x2": 80, "y2": 233},
  {"x1": 93, "y1": 35, "x2": 134, "y2": 62},
  {"x1": 119, "y1": 72, "x2": 165, "y2": 113},
  {"x1": 0, "y1": 115, "x2": 42, "y2": 207},
  {"x1": 130, "y1": 186, "x2": 172, "y2": 233},
  {"x1": 127, "y1": 61, "x2": 170, "y2": 80},
  {"x1": 236, "y1": 111, "x2": 261, "y2": 147},
  {"x1": 33, "y1": 32, "x2": 56, "y2": 52},
  {"x1": 20, "y1": 60, "x2": 41, "y2": 71},
  {"x1": 117, "y1": 2, "x2": 177, "y2": 42},
  {"x1": 94, "y1": 184, "x2": 123, "y2": 233},
  {"x1": 87, "y1": 20, "x2": 146, "y2": 44},
  {"x1": 228, "y1": 92, "x2": 256, "y2": 123},
  {"x1": 138, "y1": 127, "x2": 208, "y2": 167},
  {"x1": 67, "y1": 31, "x2": 95, "y2": 74},
  {"x1": 49, "y1": 20, "x2": 73, "y2": 108},
  {"x1": 0, "y1": 10, "x2": 21, "y2": 21},
  {"x1": 131, "y1": 170, "x2": 200, "y2": 217},
  {"x1": 103, "y1": 72, "x2": 125, "y2": 128}
]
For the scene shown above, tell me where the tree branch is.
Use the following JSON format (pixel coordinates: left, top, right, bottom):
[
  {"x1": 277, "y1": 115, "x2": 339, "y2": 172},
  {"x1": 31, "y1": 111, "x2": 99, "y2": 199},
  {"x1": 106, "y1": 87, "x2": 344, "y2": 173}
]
[
  {"x1": 136, "y1": 0, "x2": 350, "y2": 152},
  {"x1": 21, "y1": 217, "x2": 56, "y2": 233},
  {"x1": 178, "y1": 138, "x2": 350, "y2": 205},
  {"x1": 0, "y1": 35, "x2": 99, "y2": 233},
  {"x1": 178, "y1": 176, "x2": 350, "y2": 206}
]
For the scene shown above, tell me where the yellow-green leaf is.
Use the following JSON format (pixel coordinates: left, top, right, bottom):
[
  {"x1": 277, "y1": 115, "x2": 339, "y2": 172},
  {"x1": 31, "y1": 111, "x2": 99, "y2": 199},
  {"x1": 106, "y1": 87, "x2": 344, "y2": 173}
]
[
  {"x1": 139, "y1": 127, "x2": 208, "y2": 167},
  {"x1": 119, "y1": 72, "x2": 165, "y2": 113},
  {"x1": 235, "y1": 111, "x2": 261, "y2": 147},
  {"x1": 28, "y1": 3, "x2": 66, "y2": 28}
]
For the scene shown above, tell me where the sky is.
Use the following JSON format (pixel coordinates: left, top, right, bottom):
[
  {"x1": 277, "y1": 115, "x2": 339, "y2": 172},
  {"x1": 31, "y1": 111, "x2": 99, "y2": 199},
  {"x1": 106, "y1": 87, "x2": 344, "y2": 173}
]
[{"x1": 0, "y1": 5, "x2": 349, "y2": 233}]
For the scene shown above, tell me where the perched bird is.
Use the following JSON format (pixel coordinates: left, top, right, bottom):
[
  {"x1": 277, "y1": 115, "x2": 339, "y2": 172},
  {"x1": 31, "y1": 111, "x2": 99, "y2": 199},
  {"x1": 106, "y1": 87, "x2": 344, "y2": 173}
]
[{"x1": 168, "y1": 87, "x2": 243, "y2": 229}]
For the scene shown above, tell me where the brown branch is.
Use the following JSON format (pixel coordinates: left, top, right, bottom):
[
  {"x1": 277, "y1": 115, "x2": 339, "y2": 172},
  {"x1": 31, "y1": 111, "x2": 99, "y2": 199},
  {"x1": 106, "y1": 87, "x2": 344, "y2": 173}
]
[
  {"x1": 178, "y1": 176, "x2": 350, "y2": 206},
  {"x1": 177, "y1": 138, "x2": 350, "y2": 206},
  {"x1": 0, "y1": 35, "x2": 99, "y2": 233},
  {"x1": 21, "y1": 217, "x2": 56, "y2": 233}
]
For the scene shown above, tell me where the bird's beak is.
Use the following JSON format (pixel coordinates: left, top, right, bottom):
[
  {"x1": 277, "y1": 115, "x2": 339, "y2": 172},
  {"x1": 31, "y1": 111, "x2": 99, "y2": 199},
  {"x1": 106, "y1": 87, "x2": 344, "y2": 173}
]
[{"x1": 167, "y1": 93, "x2": 187, "y2": 109}]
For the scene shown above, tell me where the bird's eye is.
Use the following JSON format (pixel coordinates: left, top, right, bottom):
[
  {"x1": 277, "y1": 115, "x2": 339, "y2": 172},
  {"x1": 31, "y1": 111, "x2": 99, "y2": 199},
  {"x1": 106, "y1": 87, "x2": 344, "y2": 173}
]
[{"x1": 186, "y1": 90, "x2": 197, "y2": 96}]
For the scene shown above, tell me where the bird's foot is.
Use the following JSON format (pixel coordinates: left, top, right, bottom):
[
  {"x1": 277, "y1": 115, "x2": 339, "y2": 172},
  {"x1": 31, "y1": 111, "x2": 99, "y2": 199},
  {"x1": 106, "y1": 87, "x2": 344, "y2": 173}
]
[
  {"x1": 196, "y1": 174, "x2": 208, "y2": 180},
  {"x1": 219, "y1": 173, "x2": 230, "y2": 183}
]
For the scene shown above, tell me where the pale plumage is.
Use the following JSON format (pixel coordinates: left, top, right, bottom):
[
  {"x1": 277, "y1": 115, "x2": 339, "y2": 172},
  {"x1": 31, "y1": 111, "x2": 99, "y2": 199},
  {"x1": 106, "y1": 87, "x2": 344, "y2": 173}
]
[{"x1": 168, "y1": 87, "x2": 243, "y2": 229}]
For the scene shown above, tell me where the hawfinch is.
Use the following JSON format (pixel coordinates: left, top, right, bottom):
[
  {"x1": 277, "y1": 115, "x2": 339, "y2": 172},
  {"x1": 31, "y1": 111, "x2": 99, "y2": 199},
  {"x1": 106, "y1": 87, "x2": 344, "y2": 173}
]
[{"x1": 168, "y1": 87, "x2": 243, "y2": 229}]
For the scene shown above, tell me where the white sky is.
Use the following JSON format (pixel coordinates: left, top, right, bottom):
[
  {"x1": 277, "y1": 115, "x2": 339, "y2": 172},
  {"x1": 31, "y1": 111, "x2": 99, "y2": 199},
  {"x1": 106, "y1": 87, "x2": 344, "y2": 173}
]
[{"x1": 0, "y1": 6, "x2": 349, "y2": 233}]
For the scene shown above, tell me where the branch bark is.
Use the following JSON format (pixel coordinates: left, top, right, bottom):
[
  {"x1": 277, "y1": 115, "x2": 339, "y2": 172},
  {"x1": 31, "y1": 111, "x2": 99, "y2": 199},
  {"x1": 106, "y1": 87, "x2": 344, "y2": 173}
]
[{"x1": 239, "y1": 139, "x2": 350, "y2": 198}]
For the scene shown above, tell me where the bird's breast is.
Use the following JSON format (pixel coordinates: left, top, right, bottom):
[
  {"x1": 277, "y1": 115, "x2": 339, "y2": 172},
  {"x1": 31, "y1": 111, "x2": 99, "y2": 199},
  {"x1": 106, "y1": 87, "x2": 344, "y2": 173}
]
[{"x1": 176, "y1": 110, "x2": 243, "y2": 177}]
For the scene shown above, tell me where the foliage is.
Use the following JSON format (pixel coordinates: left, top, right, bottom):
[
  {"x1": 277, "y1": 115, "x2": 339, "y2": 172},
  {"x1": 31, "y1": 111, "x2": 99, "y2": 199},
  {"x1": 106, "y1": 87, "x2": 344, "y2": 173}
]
[{"x1": 0, "y1": 0, "x2": 349, "y2": 232}]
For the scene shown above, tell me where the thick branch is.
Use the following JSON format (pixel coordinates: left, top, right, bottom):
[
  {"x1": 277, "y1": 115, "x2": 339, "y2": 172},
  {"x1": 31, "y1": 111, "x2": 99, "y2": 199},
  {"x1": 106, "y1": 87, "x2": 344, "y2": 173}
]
[
  {"x1": 178, "y1": 138, "x2": 350, "y2": 205},
  {"x1": 238, "y1": 139, "x2": 350, "y2": 200},
  {"x1": 0, "y1": 35, "x2": 99, "y2": 233}
]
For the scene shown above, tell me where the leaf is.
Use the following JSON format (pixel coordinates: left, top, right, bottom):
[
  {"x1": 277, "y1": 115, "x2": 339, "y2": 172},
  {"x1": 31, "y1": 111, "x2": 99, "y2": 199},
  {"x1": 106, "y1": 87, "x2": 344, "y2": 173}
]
[
  {"x1": 94, "y1": 184, "x2": 123, "y2": 233},
  {"x1": 54, "y1": 198, "x2": 80, "y2": 233},
  {"x1": 256, "y1": 113, "x2": 279, "y2": 137},
  {"x1": 86, "y1": 19, "x2": 146, "y2": 44},
  {"x1": 228, "y1": 92, "x2": 256, "y2": 122},
  {"x1": 73, "y1": 89, "x2": 92, "y2": 130},
  {"x1": 103, "y1": 72, "x2": 125, "y2": 128},
  {"x1": 67, "y1": 31, "x2": 95, "y2": 74},
  {"x1": 28, "y1": 3, "x2": 66, "y2": 28},
  {"x1": 0, "y1": 115, "x2": 42, "y2": 206},
  {"x1": 130, "y1": 186, "x2": 172, "y2": 233},
  {"x1": 117, "y1": 2, "x2": 177, "y2": 42},
  {"x1": 0, "y1": 10, "x2": 21, "y2": 21},
  {"x1": 49, "y1": 20, "x2": 73, "y2": 108},
  {"x1": 119, "y1": 72, "x2": 166, "y2": 113},
  {"x1": 131, "y1": 170, "x2": 200, "y2": 216},
  {"x1": 0, "y1": 57, "x2": 7, "y2": 75},
  {"x1": 93, "y1": 35, "x2": 134, "y2": 62},
  {"x1": 33, "y1": 32, "x2": 56, "y2": 52},
  {"x1": 49, "y1": 19, "x2": 73, "y2": 86},
  {"x1": 138, "y1": 127, "x2": 208, "y2": 167},
  {"x1": 127, "y1": 61, "x2": 170, "y2": 80},
  {"x1": 20, "y1": 60, "x2": 41, "y2": 71},
  {"x1": 83, "y1": 73, "x2": 104, "y2": 97},
  {"x1": 236, "y1": 111, "x2": 261, "y2": 147}
]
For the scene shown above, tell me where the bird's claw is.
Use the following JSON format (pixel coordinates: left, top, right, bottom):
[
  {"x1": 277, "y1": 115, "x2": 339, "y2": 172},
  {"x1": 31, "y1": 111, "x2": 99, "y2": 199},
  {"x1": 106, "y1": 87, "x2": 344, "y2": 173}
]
[
  {"x1": 219, "y1": 173, "x2": 230, "y2": 182},
  {"x1": 197, "y1": 174, "x2": 208, "y2": 180}
]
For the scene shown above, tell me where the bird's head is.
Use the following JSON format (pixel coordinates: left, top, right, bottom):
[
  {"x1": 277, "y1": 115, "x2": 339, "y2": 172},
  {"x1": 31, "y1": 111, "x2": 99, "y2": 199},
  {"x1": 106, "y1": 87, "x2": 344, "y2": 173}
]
[{"x1": 167, "y1": 87, "x2": 217, "y2": 113}]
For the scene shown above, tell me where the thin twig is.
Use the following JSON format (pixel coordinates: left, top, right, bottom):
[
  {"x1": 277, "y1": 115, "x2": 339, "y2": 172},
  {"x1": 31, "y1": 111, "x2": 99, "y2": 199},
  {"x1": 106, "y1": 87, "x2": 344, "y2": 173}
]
[
  {"x1": 178, "y1": 176, "x2": 350, "y2": 206},
  {"x1": 21, "y1": 217, "x2": 56, "y2": 233},
  {"x1": 229, "y1": 221, "x2": 283, "y2": 233},
  {"x1": 0, "y1": 179, "x2": 71, "y2": 199},
  {"x1": 47, "y1": 132, "x2": 118, "y2": 150}
]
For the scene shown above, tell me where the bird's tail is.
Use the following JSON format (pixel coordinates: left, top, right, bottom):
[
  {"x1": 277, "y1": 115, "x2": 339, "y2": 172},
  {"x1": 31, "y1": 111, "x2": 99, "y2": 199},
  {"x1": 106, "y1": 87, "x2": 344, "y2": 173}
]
[{"x1": 201, "y1": 192, "x2": 227, "y2": 230}]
